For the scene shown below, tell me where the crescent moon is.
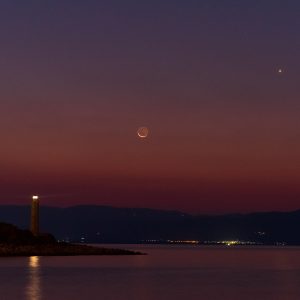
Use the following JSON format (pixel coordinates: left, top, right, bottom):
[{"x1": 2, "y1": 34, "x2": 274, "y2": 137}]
[{"x1": 137, "y1": 127, "x2": 149, "y2": 138}]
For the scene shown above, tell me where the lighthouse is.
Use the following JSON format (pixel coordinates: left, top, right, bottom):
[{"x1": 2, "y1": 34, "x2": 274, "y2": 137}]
[{"x1": 31, "y1": 195, "x2": 39, "y2": 236}]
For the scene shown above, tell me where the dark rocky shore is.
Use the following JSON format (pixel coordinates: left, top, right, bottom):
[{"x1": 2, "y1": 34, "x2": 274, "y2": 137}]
[
  {"x1": 0, "y1": 243, "x2": 142, "y2": 256},
  {"x1": 0, "y1": 222, "x2": 142, "y2": 256}
]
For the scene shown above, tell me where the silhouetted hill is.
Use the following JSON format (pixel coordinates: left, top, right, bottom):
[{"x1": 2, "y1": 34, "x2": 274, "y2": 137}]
[{"x1": 0, "y1": 205, "x2": 300, "y2": 244}]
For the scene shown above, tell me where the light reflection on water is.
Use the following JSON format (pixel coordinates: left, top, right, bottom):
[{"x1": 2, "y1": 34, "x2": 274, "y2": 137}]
[{"x1": 26, "y1": 256, "x2": 41, "y2": 300}]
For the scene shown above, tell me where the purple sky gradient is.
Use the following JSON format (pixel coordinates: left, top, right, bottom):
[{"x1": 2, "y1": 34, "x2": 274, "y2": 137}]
[{"x1": 0, "y1": 1, "x2": 299, "y2": 213}]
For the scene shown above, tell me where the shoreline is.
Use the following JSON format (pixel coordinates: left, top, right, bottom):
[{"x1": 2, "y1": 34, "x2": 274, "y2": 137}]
[{"x1": 0, "y1": 243, "x2": 144, "y2": 257}]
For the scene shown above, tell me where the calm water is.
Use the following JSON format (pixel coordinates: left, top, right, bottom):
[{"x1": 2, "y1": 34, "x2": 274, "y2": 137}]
[{"x1": 1, "y1": 245, "x2": 300, "y2": 300}]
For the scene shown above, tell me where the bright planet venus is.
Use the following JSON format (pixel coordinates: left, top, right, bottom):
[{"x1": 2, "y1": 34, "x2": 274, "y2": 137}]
[{"x1": 137, "y1": 127, "x2": 149, "y2": 138}]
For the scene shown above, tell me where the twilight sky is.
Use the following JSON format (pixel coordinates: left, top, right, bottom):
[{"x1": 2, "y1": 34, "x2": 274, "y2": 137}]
[{"x1": 0, "y1": 1, "x2": 299, "y2": 213}]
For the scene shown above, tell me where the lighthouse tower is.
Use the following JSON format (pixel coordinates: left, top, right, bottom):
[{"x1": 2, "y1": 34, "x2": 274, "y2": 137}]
[{"x1": 31, "y1": 195, "x2": 39, "y2": 236}]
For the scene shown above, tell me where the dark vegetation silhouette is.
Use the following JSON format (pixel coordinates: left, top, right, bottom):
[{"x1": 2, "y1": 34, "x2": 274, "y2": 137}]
[{"x1": 0, "y1": 222, "x2": 141, "y2": 256}]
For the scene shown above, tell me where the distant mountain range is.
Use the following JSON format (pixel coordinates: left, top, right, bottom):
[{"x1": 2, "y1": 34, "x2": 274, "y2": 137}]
[{"x1": 1, "y1": 205, "x2": 300, "y2": 245}]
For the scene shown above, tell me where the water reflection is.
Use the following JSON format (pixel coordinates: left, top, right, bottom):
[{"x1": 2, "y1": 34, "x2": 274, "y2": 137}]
[{"x1": 26, "y1": 256, "x2": 41, "y2": 300}]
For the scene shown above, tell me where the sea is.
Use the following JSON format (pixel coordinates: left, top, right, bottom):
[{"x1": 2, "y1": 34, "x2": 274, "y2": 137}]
[{"x1": 1, "y1": 245, "x2": 300, "y2": 300}]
